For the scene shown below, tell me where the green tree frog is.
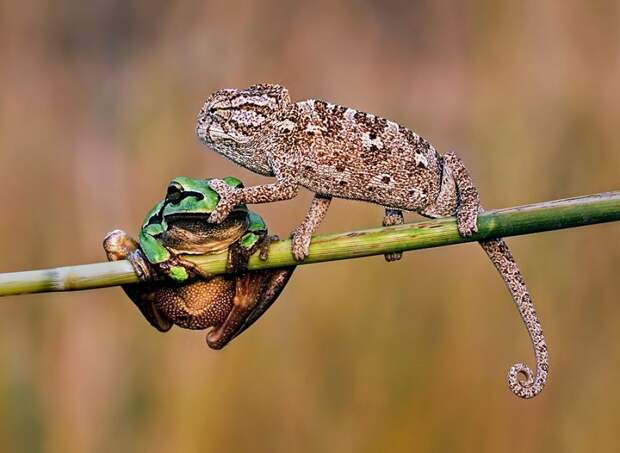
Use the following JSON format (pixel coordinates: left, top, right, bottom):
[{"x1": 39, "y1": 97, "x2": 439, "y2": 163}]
[{"x1": 103, "y1": 176, "x2": 295, "y2": 349}]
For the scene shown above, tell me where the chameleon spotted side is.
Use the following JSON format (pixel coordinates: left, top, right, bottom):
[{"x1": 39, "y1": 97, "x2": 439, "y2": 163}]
[{"x1": 195, "y1": 84, "x2": 548, "y2": 399}]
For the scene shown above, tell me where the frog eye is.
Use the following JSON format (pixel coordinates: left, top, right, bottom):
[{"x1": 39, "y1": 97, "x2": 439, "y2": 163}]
[{"x1": 166, "y1": 183, "x2": 183, "y2": 203}]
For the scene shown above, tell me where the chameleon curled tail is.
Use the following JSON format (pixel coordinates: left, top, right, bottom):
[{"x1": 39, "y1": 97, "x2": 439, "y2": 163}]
[
  {"x1": 443, "y1": 152, "x2": 548, "y2": 398},
  {"x1": 480, "y1": 238, "x2": 549, "y2": 399}
]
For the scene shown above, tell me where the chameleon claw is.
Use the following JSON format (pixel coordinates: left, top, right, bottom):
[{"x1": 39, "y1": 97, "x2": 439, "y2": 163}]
[
  {"x1": 382, "y1": 209, "x2": 404, "y2": 261},
  {"x1": 207, "y1": 179, "x2": 242, "y2": 224},
  {"x1": 290, "y1": 228, "x2": 311, "y2": 261},
  {"x1": 455, "y1": 206, "x2": 479, "y2": 237},
  {"x1": 384, "y1": 252, "x2": 402, "y2": 262}
]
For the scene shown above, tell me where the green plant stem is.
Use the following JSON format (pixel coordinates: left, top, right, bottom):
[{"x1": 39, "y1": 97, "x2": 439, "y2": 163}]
[{"x1": 1, "y1": 191, "x2": 619, "y2": 297}]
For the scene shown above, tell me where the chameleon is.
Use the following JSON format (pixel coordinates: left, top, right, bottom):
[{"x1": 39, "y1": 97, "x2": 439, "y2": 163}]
[
  {"x1": 195, "y1": 83, "x2": 548, "y2": 398},
  {"x1": 103, "y1": 176, "x2": 295, "y2": 349}
]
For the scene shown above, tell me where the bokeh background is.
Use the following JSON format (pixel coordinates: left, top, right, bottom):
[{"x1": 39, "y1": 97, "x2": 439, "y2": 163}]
[{"x1": 1, "y1": 1, "x2": 619, "y2": 452}]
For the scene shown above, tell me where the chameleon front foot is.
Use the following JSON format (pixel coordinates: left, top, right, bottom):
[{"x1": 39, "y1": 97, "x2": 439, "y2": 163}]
[
  {"x1": 207, "y1": 179, "x2": 243, "y2": 224},
  {"x1": 289, "y1": 194, "x2": 332, "y2": 262}
]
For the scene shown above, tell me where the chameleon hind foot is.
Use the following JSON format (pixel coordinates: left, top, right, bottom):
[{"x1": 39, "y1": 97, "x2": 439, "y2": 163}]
[
  {"x1": 382, "y1": 208, "x2": 404, "y2": 261},
  {"x1": 442, "y1": 152, "x2": 480, "y2": 237}
]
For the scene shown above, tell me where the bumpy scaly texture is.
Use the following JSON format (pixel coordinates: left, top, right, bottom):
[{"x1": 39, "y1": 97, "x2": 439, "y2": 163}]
[
  {"x1": 383, "y1": 208, "x2": 405, "y2": 261},
  {"x1": 481, "y1": 239, "x2": 548, "y2": 398},
  {"x1": 196, "y1": 83, "x2": 549, "y2": 398}
]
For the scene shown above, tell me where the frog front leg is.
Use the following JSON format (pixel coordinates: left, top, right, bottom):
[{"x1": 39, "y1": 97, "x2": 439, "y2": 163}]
[
  {"x1": 104, "y1": 229, "x2": 237, "y2": 335},
  {"x1": 139, "y1": 228, "x2": 210, "y2": 282},
  {"x1": 103, "y1": 230, "x2": 174, "y2": 332}
]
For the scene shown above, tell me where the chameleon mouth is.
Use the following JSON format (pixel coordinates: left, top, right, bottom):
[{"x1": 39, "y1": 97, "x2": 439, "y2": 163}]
[
  {"x1": 205, "y1": 124, "x2": 227, "y2": 141},
  {"x1": 206, "y1": 124, "x2": 251, "y2": 146}
]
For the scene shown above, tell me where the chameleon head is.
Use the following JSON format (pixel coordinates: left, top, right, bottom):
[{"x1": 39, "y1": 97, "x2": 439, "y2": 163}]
[{"x1": 196, "y1": 84, "x2": 291, "y2": 174}]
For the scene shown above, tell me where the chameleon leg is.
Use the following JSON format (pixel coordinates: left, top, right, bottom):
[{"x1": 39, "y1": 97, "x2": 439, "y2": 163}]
[
  {"x1": 208, "y1": 179, "x2": 299, "y2": 223},
  {"x1": 290, "y1": 193, "x2": 332, "y2": 261},
  {"x1": 443, "y1": 152, "x2": 549, "y2": 399},
  {"x1": 382, "y1": 208, "x2": 404, "y2": 262}
]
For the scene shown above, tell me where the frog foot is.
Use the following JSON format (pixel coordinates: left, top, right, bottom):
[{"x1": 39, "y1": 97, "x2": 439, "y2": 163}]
[
  {"x1": 225, "y1": 232, "x2": 277, "y2": 274},
  {"x1": 259, "y1": 235, "x2": 279, "y2": 261},
  {"x1": 226, "y1": 241, "x2": 254, "y2": 274},
  {"x1": 103, "y1": 229, "x2": 157, "y2": 282},
  {"x1": 157, "y1": 253, "x2": 210, "y2": 282}
]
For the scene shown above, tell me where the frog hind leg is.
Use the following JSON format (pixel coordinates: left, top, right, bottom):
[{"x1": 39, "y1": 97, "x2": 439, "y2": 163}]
[
  {"x1": 103, "y1": 230, "x2": 174, "y2": 332},
  {"x1": 206, "y1": 268, "x2": 295, "y2": 349},
  {"x1": 206, "y1": 234, "x2": 295, "y2": 349},
  {"x1": 230, "y1": 268, "x2": 295, "y2": 341},
  {"x1": 206, "y1": 271, "x2": 267, "y2": 349},
  {"x1": 121, "y1": 285, "x2": 174, "y2": 332},
  {"x1": 236, "y1": 234, "x2": 297, "y2": 339}
]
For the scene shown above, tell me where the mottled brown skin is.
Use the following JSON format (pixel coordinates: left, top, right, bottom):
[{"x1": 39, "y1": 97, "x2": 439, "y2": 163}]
[
  {"x1": 103, "y1": 227, "x2": 294, "y2": 350},
  {"x1": 195, "y1": 84, "x2": 549, "y2": 398}
]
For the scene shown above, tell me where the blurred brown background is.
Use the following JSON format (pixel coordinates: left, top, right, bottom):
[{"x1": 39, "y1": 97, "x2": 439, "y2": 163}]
[{"x1": 1, "y1": 1, "x2": 619, "y2": 452}]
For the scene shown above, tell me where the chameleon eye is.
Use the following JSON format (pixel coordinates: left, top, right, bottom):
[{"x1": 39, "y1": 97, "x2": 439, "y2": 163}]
[{"x1": 212, "y1": 108, "x2": 231, "y2": 121}]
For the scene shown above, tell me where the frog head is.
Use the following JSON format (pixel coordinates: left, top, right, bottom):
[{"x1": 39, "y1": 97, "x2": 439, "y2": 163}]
[{"x1": 138, "y1": 176, "x2": 266, "y2": 282}]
